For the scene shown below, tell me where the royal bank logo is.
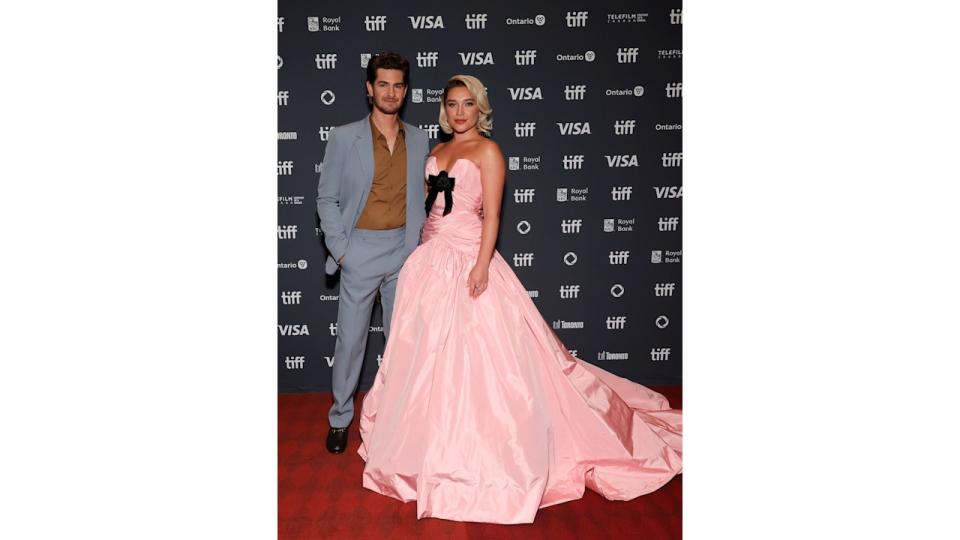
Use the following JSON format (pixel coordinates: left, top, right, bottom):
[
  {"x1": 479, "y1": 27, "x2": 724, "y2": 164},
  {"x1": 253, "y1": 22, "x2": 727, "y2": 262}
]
[
  {"x1": 606, "y1": 316, "x2": 627, "y2": 330},
  {"x1": 656, "y1": 123, "x2": 682, "y2": 132},
  {"x1": 315, "y1": 53, "x2": 337, "y2": 69},
  {"x1": 516, "y1": 220, "x2": 531, "y2": 234},
  {"x1": 658, "y1": 217, "x2": 680, "y2": 231},
  {"x1": 515, "y1": 50, "x2": 537, "y2": 66},
  {"x1": 277, "y1": 161, "x2": 294, "y2": 176},
  {"x1": 670, "y1": 9, "x2": 683, "y2": 24},
  {"x1": 651, "y1": 348, "x2": 671, "y2": 361},
  {"x1": 561, "y1": 219, "x2": 582, "y2": 233},
  {"x1": 597, "y1": 351, "x2": 629, "y2": 360},
  {"x1": 655, "y1": 283, "x2": 677, "y2": 297},
  {"x1": 564, "y1": 85, "x2": 586, "y2": 100},
  {"x1": 563, "y1": 252, "x2": 578, "y2": 266},
  {"x1": 509, "y1": 156, "x2": 541, "y2": 171},
  {"x1": 364, "y1": 15, "x2": 387, "y2": 31},
  {"x1": 654, "y1": 186, "x2": 683, "y2": 198},
  {"x1": 309, "y1": 16, "x2": 341, "y2": 32},
  {"x1": 611, "y1": 186, "x2": 632, "y2": 201},
  {"x1": 320, "y1": 90, "x2": 336, "y2": 105},
  {"x1": 459, "y1": 51, "x2": 495, "y2": 65},
  {"x1": 315, "y1": 163, "x2": 323, "y2": 173},
  {"x1": 360, "y1": 54, "x2": 372, "y2": 68},
  {"x1": 557, "y1": 187, "x2": 588, "y2": 202},
  {"x1": 411, "y1": 89, "x2": 423, "y2": 103},
  {"x1": 280, "y1": 291, "x2": 302, "y2": 305},
  {"x1": 617, "y1": 47, "x2": 640, "y2": 63},
  {"x1": 614, "y1": 120, "x2": 636, "y2": 135},
  {"x1": 651, "y1": 249, "x2": 682, "y2": 263},
  {"x1": 605, "y1": 218, "x2": 635, "y2": 232},
  {"x1": 277, "y1": 131, "x2": 298, "y2": 141},
  {"x1": 603, "y1": 218, "x2": 615, "y2": 232},
  {"x1": 465, "y1": 13, "x2": 487, "y2": 29},
  {"x1": 514, "y1": 122, "x2": 536, "y2": 137},
  {"x1": 513, "y1": 188, "x2": 535, "y2": 203},
  {"x1": 277, "y1": 17, "x2": 284, "y2": 32},
  {"x1": 508, "y1": 87, "x2": 543, "y2": 101},
  {"x1": 409, "y1": 15, "x2": 445, "y2": 29},
  {"x1": 419, "y1": 124, "x2": 440, "y2": 139},
  {"x1": 666, "y1": 82, "x2": 683, "y2": 98},
  {"x1": 513, "y1": 253, "x2": 534, "y2": 267},
  {"x1": 284, "y1": 356, "x2": 305, "y2": 369},
  {"x1": 277, "y1": 259, "x2": 309, "y2": 270},
  {"x1": 607, "y1": 12, "x2": 649, "y2": 23},
  {"x1": 606, "y1": 154, "x2": 639, "y2": 167},
  {"x1": 562, "y1": 155, "x2": 585, "y2": 169},
  {"x1": 556, "y1": 188, "x2": 567, "y2": 202},
  {"x1": 317, "y1": 127, "x2": 334, "y2": 142},
  {"x1": 559, "y1": 285, "x2": 581, "y2": 298},
  {"x1": 661, "y1": 152, "x2": 683, "y2": 167},
  {"x1": 558, "y1": 122, "x2": 591, "y2": 135},
  {"x1": 506, "y1": 15, "x2": 546, "y2": 26},
  {"x1": 277, "y1": 225, "x2": 297, "y2": 239},
  {"x1": 278, "y1": 324, "x2": 310, "y2": 336},
  {"x1": 658, "y1": 49, "x2": 682, "y2": 60},
  {"x1": 565, "y1": 11, "x2": 588, "y2": 27},
  {"x1": 556, "y1": 51, "x2": 596, "y2": 62},
  {"x1": 417, "y1": 51, "x2": 439, "y2": 67},
  {"x1": 610, "y1": 284, "x2": 625, "y2": 297},
  {"x1": 609, "y1": 250, "x2": 630, "y2": 265},
  {"x1": 278, "y1": 195, "x2": 305, "y2": 206},
  {"x1": 552, "y1": 319, "x2": 584, "y2": 329},
  {"x1": 277, "y1": 90, "x2": 290, "y2": 106}
]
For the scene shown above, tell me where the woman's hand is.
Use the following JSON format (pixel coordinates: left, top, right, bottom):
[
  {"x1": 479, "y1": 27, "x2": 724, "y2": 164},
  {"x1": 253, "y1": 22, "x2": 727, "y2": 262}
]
[{"x1": 467, "y1": 264, "x2": 489, "y2": 298}]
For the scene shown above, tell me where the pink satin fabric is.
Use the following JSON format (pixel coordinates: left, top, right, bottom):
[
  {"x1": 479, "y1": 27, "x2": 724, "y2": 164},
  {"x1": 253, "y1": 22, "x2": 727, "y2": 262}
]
[{"x1": 358, "y1": 157, "x2": 682, "y2": 524}]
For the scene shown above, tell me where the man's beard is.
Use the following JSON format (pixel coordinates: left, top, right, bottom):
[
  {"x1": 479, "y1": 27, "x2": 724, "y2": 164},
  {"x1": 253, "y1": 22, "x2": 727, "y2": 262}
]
[{"x1": 373, "y1": 97, "x2": 402, "y2": 114}]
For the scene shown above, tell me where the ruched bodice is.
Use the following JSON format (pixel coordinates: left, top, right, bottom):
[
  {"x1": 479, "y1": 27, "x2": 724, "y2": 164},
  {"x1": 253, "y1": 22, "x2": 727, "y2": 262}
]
[{"x1": 420, "y1": 157, "x2": 483, "y2": 253}]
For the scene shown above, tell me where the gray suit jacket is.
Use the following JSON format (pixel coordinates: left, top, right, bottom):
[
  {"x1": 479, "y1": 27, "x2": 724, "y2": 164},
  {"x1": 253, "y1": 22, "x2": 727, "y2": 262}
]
[{"x1": 316, "y1": 115, "x2": 429, "y2": 275}]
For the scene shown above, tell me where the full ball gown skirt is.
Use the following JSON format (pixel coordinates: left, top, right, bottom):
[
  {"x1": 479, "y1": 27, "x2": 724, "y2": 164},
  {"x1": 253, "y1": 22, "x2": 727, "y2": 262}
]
[{"x1": 358, "y1": 157, "x2": 682, "y2": 524}]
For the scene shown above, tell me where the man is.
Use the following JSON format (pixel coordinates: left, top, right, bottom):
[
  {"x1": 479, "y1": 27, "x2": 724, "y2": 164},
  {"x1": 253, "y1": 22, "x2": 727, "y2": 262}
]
[{"x1": 315, "y1": 52, "x2": 428, "y2": 454}]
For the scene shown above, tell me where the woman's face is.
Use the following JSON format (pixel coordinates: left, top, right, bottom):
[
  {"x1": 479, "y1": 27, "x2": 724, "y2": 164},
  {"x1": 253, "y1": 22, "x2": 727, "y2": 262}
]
[{"x1": 444, "y1": 86, "x2": 480, "y2": 135}]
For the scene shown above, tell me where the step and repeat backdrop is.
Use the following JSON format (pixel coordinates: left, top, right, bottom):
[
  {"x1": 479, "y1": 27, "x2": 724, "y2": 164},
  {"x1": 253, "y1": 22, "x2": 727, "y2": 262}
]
[{"x1": 278, "y1": 0, "x2": 682, "y2": 392}]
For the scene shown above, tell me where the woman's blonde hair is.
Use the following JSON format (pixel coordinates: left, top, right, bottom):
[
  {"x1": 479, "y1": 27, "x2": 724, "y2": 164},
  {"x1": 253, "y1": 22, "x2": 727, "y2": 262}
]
[{"x1": 438, "y1": 74, "x2": 493, "y2": 136}]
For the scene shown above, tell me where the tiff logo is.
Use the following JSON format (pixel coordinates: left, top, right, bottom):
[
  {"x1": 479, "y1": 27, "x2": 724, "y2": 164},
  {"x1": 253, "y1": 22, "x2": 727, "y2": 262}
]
[
  {"x1": 655, "y1": 283, "x2": 676, "y2": 297},
  {"x1": 558, "y1": 122, "x2": 591, "y2": 135},
  {"x1": 617, "y1": 47, "x2": 640, "y2": 63},
  {"x1": 514, "y1": 122, "x2": 536, "y2": 137},
  {"x1": 670, "y1": 9, "x2": 683, "y2": 25},
  {"x1": 658, "y1": 217, "x2": 680, "y2": 231},
  {"x1": 561, "y1": 219, "x2": 582, "y2": 233},
  {"x1": 465, "y1": 13, "x2": 488, "y2": 29},
  {"x1": 653, "y1": 185, "x2": 683, "y2": 198},
  {"x1": 563, "y1": 155, "x2": 585, "y2": 169},
  {"x1": 285, "y1": 356, "x2": 305, "y2": 369},
  {"x1": 277, "y1": 225, "x2": 297, "y2": 239},
  {"x1": 318, "y1": 127, "x2": 333, "y2": 141},
  {"x1": 315, "y1": 53, "x2": 337, "y2": 69},
  {"x1": 514, "y1": 188, "x2": 535, "y2": 203},
  {"x1": 417, "y1": 51, "x2": 439, "y2": 67},
  {"x1": 611, "y1": 186, "x2": 632, "y2": 200},
  {"x1": 509, "y1": 87, "x2": 542, "y2": 100},
  {"x1": 606, "y1": 316, "x2": 627, "y2": 330},
  {"x1": 515, "y1": 50, "x2": 537, "y2": 65},
  {"x1": 666, "y1": 82, "x2": 683, "y2": 98},
  {"x1": 651, "y1": 347, "x2": 672, "y2": 361},
  {"x1": 328, "y1": 323, "x2": 338, "y2": 336},
  {"x1": 365, "y1": 16, "x2": 387, "y2": 31},
  {"x1": 566, "y1": 11, "x2": 588, "y2": 27},
  {"x1": 277, "y1": 161, "x2": 293, "y2": 175},
  {"x1": 513, "y1": 253, "x2": 534, "y2": 267},
  {"x1": 277, "y1": 17, "x2": 284, "y2": 32},
  {"x1": 419, "y1": 124, "x2": 440, "y2": 139},
  {"x1": 609, "y1": 250, "x2": 630, "y2": 264},
  {"x1": 661, "y1": 152, "x2": 683, "y2": 167},
  {"x1": 409, "y1": 15, "x2": 445, "y2": 29},
  {"x1": 614, "y1": 120, "x2": 636, "y2": 135},
  {"x1": 277, "y1": 90, "x2": 289, "y2": 106},
  {"x1": 560, "y1": 285, "x2": 581, "y2": 299},
  {"x1": 281, "y1": 291, "x2": 302, "y2": 304},
  {"x1": 564, "y1": 85, "x2": 586, "y2": 100}
]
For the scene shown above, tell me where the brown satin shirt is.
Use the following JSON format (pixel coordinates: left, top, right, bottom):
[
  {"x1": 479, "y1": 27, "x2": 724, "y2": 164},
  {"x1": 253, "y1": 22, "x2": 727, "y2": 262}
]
[{"x1": 355, "y1": 117, "x2": 407, "y2": 230}]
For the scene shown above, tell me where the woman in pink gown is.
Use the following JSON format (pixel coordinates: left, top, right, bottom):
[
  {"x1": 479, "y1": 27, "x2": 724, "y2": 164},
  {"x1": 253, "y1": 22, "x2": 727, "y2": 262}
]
[{"x1": 357, "y1": 75, "x2": 682, "y2": 524}]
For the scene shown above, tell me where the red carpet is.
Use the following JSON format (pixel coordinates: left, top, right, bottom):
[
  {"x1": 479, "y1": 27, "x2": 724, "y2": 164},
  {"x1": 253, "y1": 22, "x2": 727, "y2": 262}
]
[{"x1": 279, "y1": 387, "x2": 682, "y2": 539}]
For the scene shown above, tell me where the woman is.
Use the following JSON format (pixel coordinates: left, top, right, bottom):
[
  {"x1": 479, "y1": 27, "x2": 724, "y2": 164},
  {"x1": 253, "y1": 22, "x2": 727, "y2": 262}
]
[{"x1": 358, "y1": 75, "x2": 682, "y2": 524}]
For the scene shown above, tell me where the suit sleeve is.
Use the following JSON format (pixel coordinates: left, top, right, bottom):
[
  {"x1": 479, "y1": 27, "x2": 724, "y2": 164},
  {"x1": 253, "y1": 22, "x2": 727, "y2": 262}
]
[{"x1": 316, "y1": 129, "x2": 349, "y2": 263}]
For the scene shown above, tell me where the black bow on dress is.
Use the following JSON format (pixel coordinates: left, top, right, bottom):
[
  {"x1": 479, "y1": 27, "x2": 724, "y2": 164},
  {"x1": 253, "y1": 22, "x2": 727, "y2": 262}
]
[{"x1": 425, "y1": 171, "x2": 456, "y2": 216}]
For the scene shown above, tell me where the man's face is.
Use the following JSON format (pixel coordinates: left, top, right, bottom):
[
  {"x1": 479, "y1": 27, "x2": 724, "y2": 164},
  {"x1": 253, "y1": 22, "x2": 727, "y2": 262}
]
[{"x1": 366, "y1": 68, "x2": 406, "y2": 114}]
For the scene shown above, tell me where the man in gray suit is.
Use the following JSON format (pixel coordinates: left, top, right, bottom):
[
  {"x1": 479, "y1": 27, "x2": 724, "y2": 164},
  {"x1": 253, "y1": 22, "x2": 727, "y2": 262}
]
[{"x1": 316, "y1": 52, "x2": 428, "y2": 454}]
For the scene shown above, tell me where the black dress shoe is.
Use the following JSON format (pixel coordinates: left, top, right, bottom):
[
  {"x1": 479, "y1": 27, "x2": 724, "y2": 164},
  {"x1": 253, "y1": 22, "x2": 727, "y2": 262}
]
[{"x1": 326, "y1": 427, "x2": 349, "y2": 454}]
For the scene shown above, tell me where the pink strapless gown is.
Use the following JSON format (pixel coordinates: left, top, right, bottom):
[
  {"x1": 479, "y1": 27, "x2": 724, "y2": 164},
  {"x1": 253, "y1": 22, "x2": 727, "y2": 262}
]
[{"x1": 357, "y1": 157, "x2": 682, "y2": 524}]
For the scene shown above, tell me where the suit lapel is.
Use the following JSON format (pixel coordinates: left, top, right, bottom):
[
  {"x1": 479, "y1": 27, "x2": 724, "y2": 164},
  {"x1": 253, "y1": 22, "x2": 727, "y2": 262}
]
[{"x1": 356, "y1": 116, "x2": 374, "y2": 186}]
